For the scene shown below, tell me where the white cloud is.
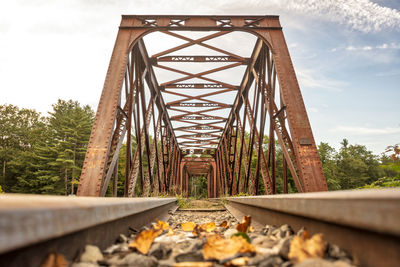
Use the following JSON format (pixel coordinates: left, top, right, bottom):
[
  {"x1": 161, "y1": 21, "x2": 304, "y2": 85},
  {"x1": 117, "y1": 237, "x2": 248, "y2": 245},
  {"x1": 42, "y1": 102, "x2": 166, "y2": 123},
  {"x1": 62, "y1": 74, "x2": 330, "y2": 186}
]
[
  {"x1": 331, "y1": 126, "x2": 400, "y2": 135},
  {"x1": 279, "y1": 0, "x2": 400, "y2": 33},
  {"x1": 213, "y1": 0, "x2": 400, "y2": 33},
  {"x1": 334, "y1": 42, "x2": 400, "y2": 52}
]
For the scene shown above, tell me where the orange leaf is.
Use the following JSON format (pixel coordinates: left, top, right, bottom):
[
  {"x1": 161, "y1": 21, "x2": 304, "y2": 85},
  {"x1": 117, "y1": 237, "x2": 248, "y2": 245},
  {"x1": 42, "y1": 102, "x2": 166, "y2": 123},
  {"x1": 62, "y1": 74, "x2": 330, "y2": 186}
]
[
  {"x1": 205, "y1": 222, "x2": 216, "y2": 232},
  {"x1": 219, "y1": 221, "x2": 230, "y2": 228},
  {"x1": 202, "y1": 234, "x2": 255, "y2": 261},
  {"x1": 288, "y1": 230, "x2": 326, "y2": 263},
  {"x1": 192, "y1": 222, "x2": 216, "y2": 236},
  {"x1": 236, "y1": 216, "x2": 251, "y2": 233},
  {"x1": 40, "y1": 253, "x2": 67, "y2": 267},
  {"x1": 181, "y1": 221, "x2": 196, "y2": 232},
  {"x1": 129, "y1": 229, "x2": 162, "y2": 254},
  {"x1": 154, "y1": 220, "x2": 170, "y2": 231},
  {"x1": 173, "y1": 262, "x2": 213, "y2": 267}
]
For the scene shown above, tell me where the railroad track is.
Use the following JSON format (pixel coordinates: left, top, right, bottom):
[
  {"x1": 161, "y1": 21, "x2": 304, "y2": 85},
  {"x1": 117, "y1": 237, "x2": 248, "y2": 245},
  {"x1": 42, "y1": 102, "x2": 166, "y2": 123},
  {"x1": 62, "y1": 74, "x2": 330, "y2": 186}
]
[{"x1": 1, "y1": 189, "x2": 399, "y2": 267}]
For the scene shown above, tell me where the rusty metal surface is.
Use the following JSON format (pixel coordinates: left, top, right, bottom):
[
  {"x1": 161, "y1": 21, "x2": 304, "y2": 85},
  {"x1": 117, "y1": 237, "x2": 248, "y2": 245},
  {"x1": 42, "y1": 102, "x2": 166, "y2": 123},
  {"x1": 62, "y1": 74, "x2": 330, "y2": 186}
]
[
  {"x1": 225, "y1": 189, "x2": 400, "y2": 267},
  {"x1": 78, "y1": 14, "x2": 327, "y2": 197},
  {"x1": 0, "y1": 194, "x2": 176, "y2": 254}
]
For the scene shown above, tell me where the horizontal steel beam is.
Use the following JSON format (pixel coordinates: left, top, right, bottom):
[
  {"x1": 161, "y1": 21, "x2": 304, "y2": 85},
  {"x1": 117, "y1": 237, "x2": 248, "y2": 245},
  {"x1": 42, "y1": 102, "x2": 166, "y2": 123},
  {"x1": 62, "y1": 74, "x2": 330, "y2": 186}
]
[
  {"x1": 171, "y1": 115, "x2": 227, "y2": 121},
  {"x1": 153, "y1": 56, "x2": 249, "y2": 63},
  {"x1": 182, "y1": 149, "x2": 215, "y2": 154},
  {"x1": 167, "y1": 102, "x2": 232, "y2": 108},
  {"x1": 162, "y1": 83, "x2": 238, "y2": 90},
  {"x1": 182, "y1": 158, "x2": 215, "y2": 162}
]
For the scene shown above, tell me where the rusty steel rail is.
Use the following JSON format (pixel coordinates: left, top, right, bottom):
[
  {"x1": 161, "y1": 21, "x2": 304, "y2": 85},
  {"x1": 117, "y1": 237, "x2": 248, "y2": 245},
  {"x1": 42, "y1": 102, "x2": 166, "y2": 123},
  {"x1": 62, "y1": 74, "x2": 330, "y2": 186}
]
[
  {"x1": 0, "y1": 194, "x2": 177, "y2": 267},
  {"x1": 224, "y1": 188, "x2": 400, "y2": 267}
]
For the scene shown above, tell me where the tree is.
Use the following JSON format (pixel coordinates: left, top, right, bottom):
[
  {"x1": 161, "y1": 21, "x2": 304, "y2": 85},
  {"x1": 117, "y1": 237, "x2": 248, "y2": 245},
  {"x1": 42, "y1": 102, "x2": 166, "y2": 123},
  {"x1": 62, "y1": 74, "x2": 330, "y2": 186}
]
[
  {"x1": 0, "y1": 104, "x2": 45, "y2": 192},
  {"x1": 9, "y1": 100, "x2": 94, "y2": 195},
  {"x1": 318, "y1": 142, "x2": 340, "y2": 190},
  {"x1": 48, "y1": 100, "x2": 94, "y2": 195},
  {"x1": 335, "y1": 139, "x2": 384, "y2": 189}
]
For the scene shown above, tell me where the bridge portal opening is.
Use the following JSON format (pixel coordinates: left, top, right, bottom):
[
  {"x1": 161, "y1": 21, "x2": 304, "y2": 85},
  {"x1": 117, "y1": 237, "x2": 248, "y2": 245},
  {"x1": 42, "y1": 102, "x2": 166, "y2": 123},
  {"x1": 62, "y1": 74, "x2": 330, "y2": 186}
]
[{"x1": 78, "y1": 16, "x2": 327, "y2": 198}]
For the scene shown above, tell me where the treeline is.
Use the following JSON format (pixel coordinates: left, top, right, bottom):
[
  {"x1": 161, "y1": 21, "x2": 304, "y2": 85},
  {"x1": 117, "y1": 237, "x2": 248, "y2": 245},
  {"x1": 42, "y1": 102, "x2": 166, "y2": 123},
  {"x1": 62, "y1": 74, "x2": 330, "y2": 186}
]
[
  {"x1": 0, "y1": 100, "x2": 399, "y2": 195},
  {"x1": 318, "y1": 140, "x2": 399, "y2": 190},
  {"x1": 0, "y1": 100, "x2": 94, "y2": 194}
]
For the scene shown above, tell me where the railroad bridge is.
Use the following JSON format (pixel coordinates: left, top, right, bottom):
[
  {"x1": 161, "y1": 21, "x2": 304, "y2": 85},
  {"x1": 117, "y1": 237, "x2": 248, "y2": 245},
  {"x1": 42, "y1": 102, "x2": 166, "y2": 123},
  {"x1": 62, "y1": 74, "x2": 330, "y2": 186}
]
[
  {"x1": 1, "y1": 15, "x2": 399, "y2": 267},
  {"x1": 77, "y1": 15, "x2": 327, "y2": 197}
]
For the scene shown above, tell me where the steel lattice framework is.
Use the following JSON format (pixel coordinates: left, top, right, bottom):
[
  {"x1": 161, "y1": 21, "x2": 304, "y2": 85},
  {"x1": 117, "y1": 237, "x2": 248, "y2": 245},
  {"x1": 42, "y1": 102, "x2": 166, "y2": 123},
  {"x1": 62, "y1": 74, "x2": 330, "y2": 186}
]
[{"x1": 77, "y1": 15, "x2": 328, "y2": 197}]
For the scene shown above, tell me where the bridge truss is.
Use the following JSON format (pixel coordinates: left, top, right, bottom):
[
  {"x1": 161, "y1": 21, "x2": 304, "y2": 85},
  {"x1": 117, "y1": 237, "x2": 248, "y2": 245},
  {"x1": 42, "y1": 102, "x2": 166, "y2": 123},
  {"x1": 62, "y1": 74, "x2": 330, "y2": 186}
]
[{"x1": 77, "y1": 15, "x2": 328, "y2": 197}]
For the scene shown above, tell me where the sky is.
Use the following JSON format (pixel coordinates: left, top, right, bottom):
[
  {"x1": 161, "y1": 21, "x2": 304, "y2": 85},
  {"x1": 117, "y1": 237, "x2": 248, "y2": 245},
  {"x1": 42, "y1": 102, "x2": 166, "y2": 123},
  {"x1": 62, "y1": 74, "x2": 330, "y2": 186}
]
[{"x1": 0, "y1": 0, "x2": 399, "y2": 155}]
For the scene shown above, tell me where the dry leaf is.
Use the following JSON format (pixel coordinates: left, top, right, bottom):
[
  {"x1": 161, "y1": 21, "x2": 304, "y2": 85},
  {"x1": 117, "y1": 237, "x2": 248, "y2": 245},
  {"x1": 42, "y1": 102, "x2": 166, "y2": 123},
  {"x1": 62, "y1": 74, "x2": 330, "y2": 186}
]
[
  {"x1": 205, "y1": 222, "x2": 216, "y2": 232},
  {"x1": 181, "y1": 221, "x2": 196, "y2": 232},
  {"x1": 288, "y1": 231, "x2": 326, "y2": 263},
  {"x1": 40, "y1": 253, "x2": 67, "y2": 267},
  {"x1": 236, "y1": 216, "x2": 251, "y2": 233},
  {"x1": 192, "y1": 224, "x2": 204, "y2": 237},
  {"x1": 168, "y1": 228, "x2": 175, "y2": 236},
  {"x1": 248, "y1": 226, "x2": 255, "y2": 232},
  {"x1": 129, "y1": 229, "x2": 162, "y2": 254},
  {"x1": 192, "y1": 222, "x2": 216, "y2": 236},
  {"x1": 227, "y1": 256, "x2": 248, "y2": 266},
  {"x1": 154, "y1": 220, "x2": 170, "y2": 231},
  {"x1": 219, "y1": 221, "x2": 230, "y2": 228},
  {"x1": 202, "y1": 234, "x2": 255, "y2": 261},
  {"x1": 173, "y1": 262, "x2": 213, "y2": 267}
]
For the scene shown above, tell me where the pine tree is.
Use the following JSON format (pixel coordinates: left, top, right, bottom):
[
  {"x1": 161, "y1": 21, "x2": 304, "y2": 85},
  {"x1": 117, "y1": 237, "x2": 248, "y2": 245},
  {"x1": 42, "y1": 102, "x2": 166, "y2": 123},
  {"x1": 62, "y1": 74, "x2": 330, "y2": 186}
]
[
  {"x1": 48, "y1": 100, "x2": 94, "y2": 195},
  {"x1": 0, "y1": 104, "x2": 44, "y2": 192}
]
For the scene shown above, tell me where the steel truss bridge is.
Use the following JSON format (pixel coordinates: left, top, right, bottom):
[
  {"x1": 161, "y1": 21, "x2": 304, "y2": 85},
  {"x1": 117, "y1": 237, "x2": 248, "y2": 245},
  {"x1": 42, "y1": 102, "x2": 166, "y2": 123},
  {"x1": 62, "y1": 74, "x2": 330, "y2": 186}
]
[{"x1": 77, "y1": 15, "x2": 328, "y2": 197}]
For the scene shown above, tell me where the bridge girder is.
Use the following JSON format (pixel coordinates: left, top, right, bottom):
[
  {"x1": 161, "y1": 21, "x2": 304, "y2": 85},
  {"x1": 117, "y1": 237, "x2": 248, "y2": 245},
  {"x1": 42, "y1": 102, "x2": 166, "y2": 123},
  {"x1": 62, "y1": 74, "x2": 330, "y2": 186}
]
[{"x1": 77, "y1": 15, "x2": 327, "y2": 197}]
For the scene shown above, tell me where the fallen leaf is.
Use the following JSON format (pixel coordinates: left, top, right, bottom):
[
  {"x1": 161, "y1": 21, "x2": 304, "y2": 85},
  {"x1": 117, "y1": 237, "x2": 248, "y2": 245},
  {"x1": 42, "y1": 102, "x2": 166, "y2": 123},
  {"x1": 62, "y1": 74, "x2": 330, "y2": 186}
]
[
  {"x1": 202, "y1": 234, "x2": 255, "y2": 261},
  {"x1": 168, "y1": 228, "x2": 175, "y2": 236},
  {"x1": 192, "y1": 224, "x2": 203, "y2": 237},
  {"x1": 173, "y1": 262, "x2": 213, "y2": 267},
  {"x1": 288, "y1": 231, "x2": 326, "y2": 263},
  {"x1": 232, "y1": 232, "x2": 251, "y2": 243},
  {"x1": 226, "y1": 256, "x2": 248, "y2": 266},
  {"x1": 236, "y1": 216, "x2": 251, "y2": 233},
  {"x1": 181, "y1": 221, "x2": 196, "y2": 232},
  {"x1": 154, "y1": 220, "x2": 170, "y2": 231},
  {"x1": 192, "y1": 222, "x2": 216, "y2": 236},
  {"x1": 205, "y1": 222, "x2": 216, "y2": 232},
  {"x1": 248, "y1": 226, "x2": 255, "y2": 232},
  {"x1": 129, "y1": 229, "x2": 162, "y2": 254},
  {"x1": 40, "y1": 253, "x2": 67, "y2": 267},
  {"x1": 219, "y1": 221, "x2": 230, "y2": 228}
]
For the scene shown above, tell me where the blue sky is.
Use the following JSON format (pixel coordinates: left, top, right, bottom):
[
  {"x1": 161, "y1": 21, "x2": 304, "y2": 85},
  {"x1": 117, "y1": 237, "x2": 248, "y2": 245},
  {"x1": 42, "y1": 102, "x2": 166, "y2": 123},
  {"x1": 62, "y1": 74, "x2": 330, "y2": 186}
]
[{"x1": 0, "y1": 0, "x2": 399, "y2": 155}]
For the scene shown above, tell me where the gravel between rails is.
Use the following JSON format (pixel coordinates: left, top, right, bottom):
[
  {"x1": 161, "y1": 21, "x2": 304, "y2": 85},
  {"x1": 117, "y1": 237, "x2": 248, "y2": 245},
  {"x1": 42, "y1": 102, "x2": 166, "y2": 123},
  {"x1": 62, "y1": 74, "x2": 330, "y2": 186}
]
[{"x1": 67, "y1": 200, "x2": 356, "y2": 267}]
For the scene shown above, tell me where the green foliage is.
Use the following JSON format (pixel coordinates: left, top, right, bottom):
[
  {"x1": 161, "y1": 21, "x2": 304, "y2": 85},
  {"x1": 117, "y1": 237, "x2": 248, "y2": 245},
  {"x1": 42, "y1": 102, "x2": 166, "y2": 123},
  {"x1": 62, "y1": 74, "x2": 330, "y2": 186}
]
[
  {"x1": 1, "y1": 100, "x2": 94, "y2": 195},
  {"x1": 232, "y1": 232, "x2": 251, "y2": 243},
  {"x1": 232, "y1": 192, "x2": 250, "y2": 197},
  {"x1": 188, "y1": 175, "x2": 207, "y2": 199},
  {"x1": 317, "y1": 139, "x2": 398, "y2": 190},
  {"x1": 357, "y1": 176, "x2": 400, "y2": 189},
  {"x1": 176, "y1": 194, "x2": 188, "y2": 208}
]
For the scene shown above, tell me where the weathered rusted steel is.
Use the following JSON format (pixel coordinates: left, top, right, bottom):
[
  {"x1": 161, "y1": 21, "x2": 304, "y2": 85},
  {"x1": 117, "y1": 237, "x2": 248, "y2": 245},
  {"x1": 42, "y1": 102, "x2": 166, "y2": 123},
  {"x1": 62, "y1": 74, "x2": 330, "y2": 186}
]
[{"x1": 78, "y1": 15, "x2": 327, "y2": 197}]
